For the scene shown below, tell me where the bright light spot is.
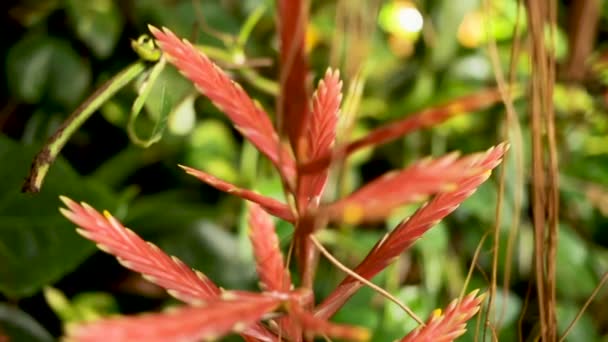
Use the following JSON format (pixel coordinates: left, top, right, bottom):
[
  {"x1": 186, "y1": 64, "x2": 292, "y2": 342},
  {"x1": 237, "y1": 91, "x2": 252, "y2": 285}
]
[{"x1": 395, "y1": 6, "x2": 423, "y2": 33}]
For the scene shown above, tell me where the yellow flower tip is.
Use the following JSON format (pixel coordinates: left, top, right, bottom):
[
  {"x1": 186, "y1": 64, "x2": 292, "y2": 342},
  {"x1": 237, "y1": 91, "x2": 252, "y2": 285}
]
[
  {"x1": 441, "y1": 182, "x2": 459, "y2": 192},
  {"x1": 102, "y1": 210, "x2": 113, "y2": 220},
  {"x1": 221, "y1": 291, "x2": 238, "y2": 300},
  {"x1": 446, "y1": 102, "x2": 465, "y2": 114},
  {"x1": 342, "y1": 204, "x2": 364, "y2": 225},
  {"x1": 355, "y1": 328, "x2": 372, "y2": 341},
  {"x1": 432, "y1": 308, "x2": 443, "y2": 318}
]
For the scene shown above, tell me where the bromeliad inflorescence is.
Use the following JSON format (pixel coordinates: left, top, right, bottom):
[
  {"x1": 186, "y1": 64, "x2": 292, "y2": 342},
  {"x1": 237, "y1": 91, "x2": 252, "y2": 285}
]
[{"x1": 58, "y1": 21, "x2": 507, "y2": 342}]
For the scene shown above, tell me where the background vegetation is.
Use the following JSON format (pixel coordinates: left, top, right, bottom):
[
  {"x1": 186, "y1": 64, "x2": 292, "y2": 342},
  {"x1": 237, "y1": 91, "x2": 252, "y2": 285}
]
[{"x1": 1, "y1": 0, "x2": 607, "y2": 340}]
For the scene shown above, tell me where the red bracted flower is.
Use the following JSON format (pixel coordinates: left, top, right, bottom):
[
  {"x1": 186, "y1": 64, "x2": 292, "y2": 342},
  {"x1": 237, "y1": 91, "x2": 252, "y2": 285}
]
[
  {"x1": 400, "y1": 290, "x2": 486, "y2": 342},
  {"x1": 59, "y1": 17, "x2": 508, "y2": 340}
]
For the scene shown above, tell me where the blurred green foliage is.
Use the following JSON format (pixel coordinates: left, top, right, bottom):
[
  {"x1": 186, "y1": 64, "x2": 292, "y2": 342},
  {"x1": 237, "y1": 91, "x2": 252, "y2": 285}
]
[{"x1": 1, "y1": 0, "x2": 608, "y2": 341}]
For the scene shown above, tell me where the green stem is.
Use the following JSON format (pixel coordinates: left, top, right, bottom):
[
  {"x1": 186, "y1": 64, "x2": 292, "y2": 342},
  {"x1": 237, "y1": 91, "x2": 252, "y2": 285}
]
[
  {"x1": 22, "y1": 61, "x2": 147, "y2": 193},
  {"x1": 236, "y1": 2, "x2": 268, "y2": 48},
  {"x1": 127, "y1": 57, "x2": 168, "y2": 147}
]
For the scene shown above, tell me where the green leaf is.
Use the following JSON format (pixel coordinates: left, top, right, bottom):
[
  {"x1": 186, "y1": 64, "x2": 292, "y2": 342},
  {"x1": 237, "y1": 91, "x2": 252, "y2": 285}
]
[
  {"x1": 46, "y1": 39, "x2": 92, "y2": 108},
  {"x1": 186, "y1": 119, "x2": 240, "y2": 183},
  {"x1": 414, "y1": 222, "x2": 448, "y2": 294},
  {"x1": 0, "y1": 303, "x2": 53, "y2": 342},
  {"x1": 66, "y1": 0, "x2": 124, "y2": 59},
  {"x1": 557, "y1": 301, "x2": 601, "y2": 342},
  {"x1": 45, "y1": 287, "x2": 118, "y2": 324},
  {"x1": 157, "y1": 221, "x2": 256, "y2": 290},
  {"x1": 430, "y1": 0, "x2": 479, "y2": 68},
  {"x1": 123, "y1": 191, "x2": 217, "y2": 235},
  {"x1": 6, "y1": 34, "x2": 55, "y2": 103},
  {"x1": 6, "y1": 34, "x2": 91, "y2": 108},
  {"x1": 0, "y1": 135, "x2": 116, "y2": 298},
  {"x1": 555, "y1": 224, "x2": 597, "y2": 298},
  {"x1": 128, "y1": 58, "x2": 169, "y2": 147}
]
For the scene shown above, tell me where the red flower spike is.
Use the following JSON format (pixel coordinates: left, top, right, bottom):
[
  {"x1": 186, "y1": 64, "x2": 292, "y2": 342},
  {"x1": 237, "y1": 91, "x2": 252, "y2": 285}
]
[
  {"x1": 59, "y1": 196, "x2": 220, "y2": 303},
  {"x1": 180, "y1": 165, "x2": 295, "y2": 223},
  {"x1": 67, "y1": 296, "x2": 282, "y2": 342},
  {"x1": 249, "y1": 205, "x2": 302, "y2": 341},
  {"x1": 59, "y1": 197, "x2": 277, "y2": 342},
  {"x1": 297, "y1": 69, "x2": 342, "y2": 210},
  {"x1": 300, "y1": 88, "x2": 504, "y2": 174},
  {"x1": 248, "y1": 203, "x2": 292, "y2": 292},
  {"x1": 326, "y1": 151, "x2": 472, "y2": 224},
  {"x1": 400, "y1": 290, "x2": 485, "y2": 342},
  {"x1": 276, "y1": 0, "x2": 310, "y2": 159},
  {"x1": 346, "y1": 89, "x2": 504, "y2": 155},
  {"x1": 315, "y1": 143, "x2": 508, "y2": 319},
  {"x1": 149, "y1": 26, "x2": 296, "y2": 183}
]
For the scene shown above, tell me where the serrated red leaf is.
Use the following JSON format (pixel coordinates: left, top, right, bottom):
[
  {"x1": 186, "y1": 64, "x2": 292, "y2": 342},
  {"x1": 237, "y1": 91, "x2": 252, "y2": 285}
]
[
  {"x1": 150, "y1": 26, "x2": 296, "y2": 182},
  {"x1": 249, "y1": 204, "x2": 291, "y2": 292},
  {"x1": 59, "y1": 197, "x2": 277, "y2": 342},
  {"x1": 326, "y1": 152, "x2": 472, "y2": 223},
  {"x1": 59, "y1": 196, "x2": 220, "y2": 303},
  {"x1": 180, "y1": 165, "x2": 295, "y2": 223},
  {"x1": 277, "y1": 0, "x2": 309, "y2": 158},
  {"x1": 300, "y1": 88, "x2": 503, "y2": 174},
  {"x1": 297, "y1": 69, "x2": 342, "y2": 210},
  {"x1": 346, "y1": 89, "x2": 504, "y2": 154},
  {"x1": 315, "y1": 143, "x2": 508, "y2": 319},
  {"x1": 400, "y1": 290, "x2": 485, "y2": 342},
  {"x1": 68, "y1": 296, "x2": 282, "y2": 342}
]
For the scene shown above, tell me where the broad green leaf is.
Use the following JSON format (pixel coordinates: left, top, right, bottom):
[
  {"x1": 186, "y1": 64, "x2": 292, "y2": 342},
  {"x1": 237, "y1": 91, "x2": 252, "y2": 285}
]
[
  {"x1": 168, "y1": 94, "x2": 196, "y2": 136},
  {"x1": 379, "y1": 286, "x2": 435, "y2": 341},
  {"x1": 66, "y1": 0, "x2": 124, "y2": 58},
  {"x1": 46, "y1": 39, "x2": 92, "y2": 108},
  {"x1": 556, "y1": 224, "x2": 597, "y2": 298},
  {"x1": 414, "y1": 222, "x2": 448, "y2": 294},
  {"x1": 0, "y1": 303, "x2": 53, "y2": 342},
  {"x1": 0, "y1": 135, "x2": 116, "y2": 298},
  {"x1": 186, "y1": 119, "x2": 240, "y2": 183},
  {"x1": 142, "y1": 64, "x2": 193, "y2": 120},
  {"x1": 123, "y1": 190, "x2": 218, "y2": 235},
  {"x1": 157, "y1": 221, "x2": 256, "y2": 290},
  {"x1": 557, "y1": 301, "x2": 601, "y2": 342},
  {"x1": 6, "y1": 34, "x2": 54, "y2": 103},
  {"x1": 6, "y1": 34, "x2": 91, "y2": 108}
]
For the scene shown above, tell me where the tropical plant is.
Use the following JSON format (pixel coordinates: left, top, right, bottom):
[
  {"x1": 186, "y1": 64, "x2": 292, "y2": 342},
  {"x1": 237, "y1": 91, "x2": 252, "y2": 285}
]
[{"x1": 56, "y1": 24, "x2": 507, "y2": 341}]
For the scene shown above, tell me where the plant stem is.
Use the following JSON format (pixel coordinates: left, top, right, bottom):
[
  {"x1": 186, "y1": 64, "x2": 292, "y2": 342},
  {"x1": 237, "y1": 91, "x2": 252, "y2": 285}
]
[{"x1": 22, "y1": 61, "x2": 147, "y2": 193}]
